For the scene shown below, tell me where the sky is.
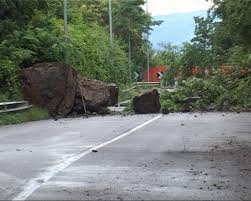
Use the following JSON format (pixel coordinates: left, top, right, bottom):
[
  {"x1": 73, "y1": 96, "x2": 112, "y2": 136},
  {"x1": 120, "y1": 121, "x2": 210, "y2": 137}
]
[{"x1": 146, "y1": 0, "x2": 212, "y2": 16}]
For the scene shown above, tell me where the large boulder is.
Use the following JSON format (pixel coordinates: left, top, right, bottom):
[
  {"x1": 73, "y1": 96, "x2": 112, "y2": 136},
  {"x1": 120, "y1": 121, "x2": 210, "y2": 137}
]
[
  {"x1": 73, "y1": 77, "x2": 110, "y2": 114},
  {"x1": 20, "y1": 63, "x2": 77, "y2": 116},
  {"x1": 108, "y1": 83, "x2": 119, "y2": 106},
  {"x1": 132, "y1": 89, "x2": 161, "y2": 114}
]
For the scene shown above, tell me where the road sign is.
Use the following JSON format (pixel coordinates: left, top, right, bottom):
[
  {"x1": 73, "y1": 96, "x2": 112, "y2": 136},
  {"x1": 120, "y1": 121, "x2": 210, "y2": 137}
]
[
  {"x1": 134, "y1": 72, "x2": 139, "y2": 80},
  {"x1": 157, "y1": 72, "x2": 164, "y2": 79}
]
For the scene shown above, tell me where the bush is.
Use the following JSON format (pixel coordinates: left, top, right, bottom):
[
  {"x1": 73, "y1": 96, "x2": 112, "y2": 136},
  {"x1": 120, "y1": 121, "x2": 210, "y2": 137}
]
[
  {"x1": 161, "y1": 78, "x2": 233, "y2": 112},
  {"x1": 161, "y1": 99, "x2": 179, "y2": 113},
  {"x1": 68, "y1": 22, "x2": 129, "y2": 84},
  {"x1": 0, "y1": 60, "x2": 21, "y2": 102},
  {"x1": 216, "y1": 76, "x2": 251, "y2": 109},
  {"x1": 161, "y1": 76, "x2": 251, "y2": 112}
]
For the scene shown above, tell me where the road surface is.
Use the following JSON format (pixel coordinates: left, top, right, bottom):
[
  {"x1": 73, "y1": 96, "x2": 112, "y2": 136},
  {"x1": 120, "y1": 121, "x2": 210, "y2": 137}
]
[{"x1": 0, "y1": 113, "x2": 250, "y2": 200}]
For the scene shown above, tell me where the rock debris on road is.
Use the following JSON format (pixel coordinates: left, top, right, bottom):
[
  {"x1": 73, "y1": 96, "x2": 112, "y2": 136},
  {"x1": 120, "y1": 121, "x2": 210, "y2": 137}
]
[{"x1": 0, "y1": 113, "x2": 250, "y2": 200}]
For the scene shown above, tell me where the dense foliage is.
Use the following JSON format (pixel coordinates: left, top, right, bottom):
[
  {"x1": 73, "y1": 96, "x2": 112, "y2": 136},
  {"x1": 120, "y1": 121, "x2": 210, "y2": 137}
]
[
  {"x1": 154, "y1": 0, "x2": 251, "y2": 111},
  {"x1": 0, "y1": 60, "x2": 20, "y2": 101},
  {"x1": 161, "y1": 75, "x2": 251, "y2": 113},
  {"x1": 0, "y1": 0, "x2": 157, "y2": 101},
  {"x1": 161, "y1": 78, "x2": 225, "y2": 112}
]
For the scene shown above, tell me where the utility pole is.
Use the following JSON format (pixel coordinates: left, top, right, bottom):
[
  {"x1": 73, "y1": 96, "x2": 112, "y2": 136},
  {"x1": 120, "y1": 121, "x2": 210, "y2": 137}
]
[
  {"x1": 109, "y1": 0, "x2": 113, "y2": 47},
  {"x1": 128, "y1": 18, "x2": 132, "y2": 82},
  {"x1": 64, "y1": 0, "x2": 68, "y2": 64},
  {"x1": 147, "y1": 42, "x2": 150, "y2": 83},
  {"x1": 128, "y1": 33, "x2": 132, "y2": 82},
  {"x1": 146, "y1": 0, "x2": 150, "y2": 82}
]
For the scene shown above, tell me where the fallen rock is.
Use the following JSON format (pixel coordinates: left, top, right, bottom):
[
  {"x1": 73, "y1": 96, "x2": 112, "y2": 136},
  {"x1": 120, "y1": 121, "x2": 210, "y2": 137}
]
[
  {"x1": 73, "y1": 77, "x2": 110, "y2": 114},
  {"x1": 108, "y1": 83, "x2": 119, "y2": 106},
  {"x1": 20, "y1": 63, "x2": 117, "y2": 116},
  {"x1": 132, "y1": 89, "x2": 161, "y2": 114},
  {"x1": 20, "y1": 63, "x2": 77, "y2": 116}
]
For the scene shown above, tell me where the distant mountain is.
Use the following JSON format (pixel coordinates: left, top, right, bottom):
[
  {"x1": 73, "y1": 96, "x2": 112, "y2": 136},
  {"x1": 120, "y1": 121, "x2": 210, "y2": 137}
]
[{"x1": 150, "y1": 11, "x2": 207, "y2": 49}]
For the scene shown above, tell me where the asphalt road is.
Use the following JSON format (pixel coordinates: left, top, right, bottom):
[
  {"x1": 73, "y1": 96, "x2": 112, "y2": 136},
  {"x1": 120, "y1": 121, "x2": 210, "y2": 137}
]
[{"x1": 0, "y1": 113, "x2": 250, "y2": 200}]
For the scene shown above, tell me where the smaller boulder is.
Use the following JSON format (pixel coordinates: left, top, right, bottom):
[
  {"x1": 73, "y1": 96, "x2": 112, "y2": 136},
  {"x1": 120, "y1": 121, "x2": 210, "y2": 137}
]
[
  {"x1": 132, "y1": 89, "x2": 161, "y2": 114},
  {"x1": 73, "y1": 77, "x2": 110, "y2": 114},
  {"x1": 108, "y1": 83, "x2": 119, "y2": 106}
]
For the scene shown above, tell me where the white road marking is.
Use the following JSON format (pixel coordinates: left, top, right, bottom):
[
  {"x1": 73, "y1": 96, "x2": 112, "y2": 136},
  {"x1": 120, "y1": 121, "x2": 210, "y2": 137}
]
[{"x1": 13, "y1": 114, "x2": 162, "y2": 200}]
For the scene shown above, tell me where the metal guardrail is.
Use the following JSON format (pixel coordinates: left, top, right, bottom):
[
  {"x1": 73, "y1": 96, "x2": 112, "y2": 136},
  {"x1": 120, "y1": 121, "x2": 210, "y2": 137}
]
[
  {"x1": 0, "y1": 101, "x2": 32, "y2": 114},
  {"x1": 135, "y1": 82, "x2": 161, "y2": 86}
]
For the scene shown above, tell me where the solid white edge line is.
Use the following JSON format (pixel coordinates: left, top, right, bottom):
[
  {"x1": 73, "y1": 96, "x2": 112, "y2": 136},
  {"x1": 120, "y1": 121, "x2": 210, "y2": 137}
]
[{"x1": 13, "y1": 114, "x2": 162, "y2": 200}]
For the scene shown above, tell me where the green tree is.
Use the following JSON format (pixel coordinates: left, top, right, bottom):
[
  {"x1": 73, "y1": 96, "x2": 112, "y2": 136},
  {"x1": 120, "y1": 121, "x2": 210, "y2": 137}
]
[
  {"x1": 211, "y1": 0, "x2": 251, "y2": 47},
  {"x1": 110, "y1": 0, "x2": 161, "y2": 74}
]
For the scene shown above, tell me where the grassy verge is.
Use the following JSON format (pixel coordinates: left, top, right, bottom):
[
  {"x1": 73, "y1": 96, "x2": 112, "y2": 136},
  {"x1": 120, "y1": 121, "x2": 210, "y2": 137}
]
[{"x1": 0, "y1": 107, "x2": 49, "y2": 126}]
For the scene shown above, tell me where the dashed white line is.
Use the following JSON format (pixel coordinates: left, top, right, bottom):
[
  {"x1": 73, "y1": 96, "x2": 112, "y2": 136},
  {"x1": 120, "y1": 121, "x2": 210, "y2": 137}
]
[{"x1": 13, "y1": 114, "x2": 162, "y2": 200}]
